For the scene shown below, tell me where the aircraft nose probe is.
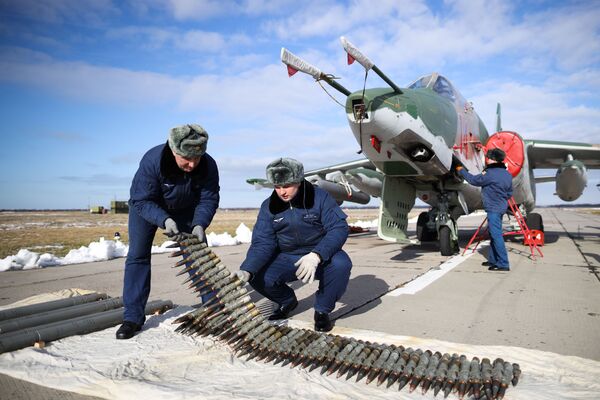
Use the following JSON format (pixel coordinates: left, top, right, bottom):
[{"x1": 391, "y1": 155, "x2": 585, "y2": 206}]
[
  {"x1": 339, "y1": 36, "x2": 403, "y2": 94},
  {"x1": 280, "y1": 48, "x2": 351, "y2": 96}
]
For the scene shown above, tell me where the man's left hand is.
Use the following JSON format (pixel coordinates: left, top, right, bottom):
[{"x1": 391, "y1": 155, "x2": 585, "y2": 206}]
[
  {"x1": 192, "y1": 225, "x2": 206, "y2": 243},
  {"x1": 294, "y1": 252, "x2": 321, "y2": 284}
]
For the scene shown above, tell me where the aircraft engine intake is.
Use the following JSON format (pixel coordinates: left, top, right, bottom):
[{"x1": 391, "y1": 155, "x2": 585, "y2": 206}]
[
  {"x1": 555, "y1": 159, "x2": 587, "y2": 201},
  {"x1": 485, "y1": 131, "x2": 525, "y2": 178}
]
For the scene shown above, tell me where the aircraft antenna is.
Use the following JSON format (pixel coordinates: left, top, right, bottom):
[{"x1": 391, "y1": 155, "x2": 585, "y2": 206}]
[{"x1": 496, "y1": 103, "x2": 502, "y2": 132}]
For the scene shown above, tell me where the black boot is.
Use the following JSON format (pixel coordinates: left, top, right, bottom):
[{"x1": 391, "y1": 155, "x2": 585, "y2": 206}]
[
  {"x1": 314, "y1": 311, "x2": 333, "y2": 332},
  {"x1": 268, "y1": 299, "x2": 298, "y2": 321},
  {"x1": 116, "y1": 321, "x2": 142, "y2": 340}
]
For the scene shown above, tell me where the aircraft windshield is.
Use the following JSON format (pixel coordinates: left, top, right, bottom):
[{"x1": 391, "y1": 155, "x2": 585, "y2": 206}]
[
  {"x1": 409, "y1": 74, "x2": 456, "y2": 101},
  {"x1": 408, "y1": 75, "x2": 434, "y2": 89}
]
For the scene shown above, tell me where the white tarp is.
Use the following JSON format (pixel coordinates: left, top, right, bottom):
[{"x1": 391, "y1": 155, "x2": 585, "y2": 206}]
[{"x1": 1, "y1": 303, "x2": 599, "y2": 400}]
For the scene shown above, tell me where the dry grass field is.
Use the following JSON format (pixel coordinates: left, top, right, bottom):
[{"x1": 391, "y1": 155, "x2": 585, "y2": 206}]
[{"x1": 0, "y1": 208, "x2": 379, "y2": 259}]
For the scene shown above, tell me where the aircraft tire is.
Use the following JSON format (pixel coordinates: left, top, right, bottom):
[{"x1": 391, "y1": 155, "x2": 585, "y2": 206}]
[
  {"x1": 417, "y1": 212, "x2": 437, "y2": 242},
  {"x1": 439, "y1": 226, "x2": 458, "y2": 256},
  {"x1": 526, "y1": 213, "x2": 544, "y2": 232}
]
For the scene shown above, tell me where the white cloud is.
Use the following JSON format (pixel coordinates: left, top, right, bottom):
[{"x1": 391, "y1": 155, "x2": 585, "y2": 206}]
[
  {"x1": 471, "y1": 81, "x2": 600, "y2": 143},
  {"x1": 165, "y1": 0, "x2": 295, "y2": 20},
  {"x1": 178, "y1": 30, "x2": 225, "y2": 52},
  {"x1": 264, "y1": 0, "x2": 429, "y2": 40},
  {"x1": 1, "y1": 0, "x2": 119, "y2": 25},
  {"x1": 242, "y1": 0, "x2": 296, "y2": 16},
  {"x1": 105, "y1": 26, "x2": 251, "y2": 54},
  {"x1": 0, "y1": 51, "x2": 185, "y2": 105},
  {"x1": 105, "y1": 27, "x2": 175, "y2": 50},
  {"x1": 167, "y1": 0, "x2": 232, "y2": 20},
  {"x1": 263, "y1": 0, "x2": 600, "y2": 77}
]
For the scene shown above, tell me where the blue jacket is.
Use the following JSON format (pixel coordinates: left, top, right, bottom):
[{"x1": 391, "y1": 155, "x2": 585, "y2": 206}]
[
  {"x1": 240, "y1": 181, "x2": 349, "y2": 275},
  {"x1": 129, "y1": 143, "x2": 220, "y2": 229},
  {"x1": 459, "y1": 163, "x2": 513, "y2": 213}
]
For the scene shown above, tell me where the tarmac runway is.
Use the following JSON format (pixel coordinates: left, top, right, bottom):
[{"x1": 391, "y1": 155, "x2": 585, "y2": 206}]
[{"x1": 1, "y1": 207, "x2": 599, "y2": 399}]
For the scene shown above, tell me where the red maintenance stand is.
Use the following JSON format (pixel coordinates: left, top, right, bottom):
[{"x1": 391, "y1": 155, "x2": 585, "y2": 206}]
[{"x1": 462, "y1": 197, "x2": 544, "y2": 260}]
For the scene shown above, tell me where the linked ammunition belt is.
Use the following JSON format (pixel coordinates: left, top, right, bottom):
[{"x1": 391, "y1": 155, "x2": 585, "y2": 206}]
[{"x1": 168, "y1": 233, "x2": 521, "y2": 399}]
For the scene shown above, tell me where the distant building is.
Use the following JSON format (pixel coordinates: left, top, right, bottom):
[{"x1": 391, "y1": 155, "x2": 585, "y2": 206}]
[
  {"x1": 111, "y1": 200, "x2": 129, "y2": 214},
  {"x1": 89, "y1": 206, "x2": 104, "y2": 214}
]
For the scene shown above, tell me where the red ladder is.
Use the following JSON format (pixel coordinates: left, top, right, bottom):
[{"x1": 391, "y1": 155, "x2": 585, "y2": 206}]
[{"x1": 462, "y1": 197, "x2": 544, "y2": 260}]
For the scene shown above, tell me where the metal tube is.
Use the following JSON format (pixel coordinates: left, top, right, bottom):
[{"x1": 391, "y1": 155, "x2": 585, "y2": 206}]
[
  {"x1": 0, "y1": 299, "x2": 173, "y2": 354},
  {"x1": 0, "y1": 293, "x2": 108, "y2": 321},
  {"x1": 0, "y1": 297, "x2": 124, "y2": 334}
]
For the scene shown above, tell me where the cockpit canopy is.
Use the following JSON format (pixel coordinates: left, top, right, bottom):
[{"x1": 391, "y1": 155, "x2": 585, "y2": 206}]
[{"x1": 408, "y1": 73, "x2": 461, "y2": 102}]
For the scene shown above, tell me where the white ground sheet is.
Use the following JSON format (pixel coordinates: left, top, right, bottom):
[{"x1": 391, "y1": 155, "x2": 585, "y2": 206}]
[{"x1": 1, "y1": 295, "x2": 599, "y2": 400}]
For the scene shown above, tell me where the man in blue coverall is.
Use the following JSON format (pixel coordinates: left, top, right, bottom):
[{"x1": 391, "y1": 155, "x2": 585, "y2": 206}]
[
  {"x1": 456, "y1": 148, "x2": 513, "y2": 271},
  {"x1": 234, "y1": 158, "x2": 352, "y2": 332},
  {"x1": 116, "y1": 124, "x2": 220, "y2": 339}
]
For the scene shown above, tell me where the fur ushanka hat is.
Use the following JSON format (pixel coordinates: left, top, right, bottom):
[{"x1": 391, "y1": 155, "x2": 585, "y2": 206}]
[
  {"x1": 266, "y1": 158, "x2": 304, "y2": 186},
  {"x1": 168, "y1": 124, "x2": 208, "y2": 158}
]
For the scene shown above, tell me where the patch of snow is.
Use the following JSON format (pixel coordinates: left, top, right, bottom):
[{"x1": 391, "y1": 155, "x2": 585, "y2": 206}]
[{"x1": 0, "y1": 224, "x2": 253, "y2": 272}]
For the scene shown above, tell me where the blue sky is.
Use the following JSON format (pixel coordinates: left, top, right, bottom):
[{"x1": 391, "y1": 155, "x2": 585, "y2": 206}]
[{"x1": 0, "y1": 0, "x2": 599, "y2": 209}]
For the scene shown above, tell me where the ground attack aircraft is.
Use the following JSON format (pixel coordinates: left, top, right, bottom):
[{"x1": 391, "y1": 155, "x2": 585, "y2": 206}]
[{"x1": 249, "y1": 37, "x2": 600, "y2": 256}]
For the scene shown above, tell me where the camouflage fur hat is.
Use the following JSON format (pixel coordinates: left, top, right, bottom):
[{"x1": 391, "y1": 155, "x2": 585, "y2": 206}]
[
  {"x1": 266, "y1": 158, "x2": 304, "y2": 186},
  {"x1": 168, "y1": 124, "x2": 208, "y2": 158},
  {"x1": 486, "y1": 147, "x2": 506, "y2": 162}
]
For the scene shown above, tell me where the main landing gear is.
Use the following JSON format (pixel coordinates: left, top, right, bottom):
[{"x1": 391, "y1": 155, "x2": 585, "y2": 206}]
[{"x1": 416, "y1": 202, "x2": 460, "y2": 256}]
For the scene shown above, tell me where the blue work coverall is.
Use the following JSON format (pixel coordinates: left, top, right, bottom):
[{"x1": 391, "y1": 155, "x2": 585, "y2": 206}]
[
  {"x1": 460, "y1": 163, "x2": 513, "y2": 268},
  {"x1": 240, "y1": 180, "x2": 352, "y2": 314},
  {"x1": 124, "y1": 143, "x2": 219, "y2": 325}
]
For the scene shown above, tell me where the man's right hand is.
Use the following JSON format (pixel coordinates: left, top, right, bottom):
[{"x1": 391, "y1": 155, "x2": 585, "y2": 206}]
[
  {"x1": 164, "y1": 218, "x2": 179, "y2": 235},
  {"x1": 235, "y1": 270, "x2": 251, "y2": 284}
]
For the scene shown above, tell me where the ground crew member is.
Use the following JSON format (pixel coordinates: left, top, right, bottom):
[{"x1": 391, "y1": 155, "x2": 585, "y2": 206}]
[
  {"x1": 117, "y1": 124, "x2": 220, "y2": 339},
  {"x1": 235, "y1": 158, "x2": 352, "y2": 332},
  {"x1": 456, "y1": 148, "x2": 513, "y2": 271}
]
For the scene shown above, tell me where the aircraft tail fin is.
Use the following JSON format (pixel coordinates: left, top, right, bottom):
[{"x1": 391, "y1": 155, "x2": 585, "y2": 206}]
[{"x1": 496, "y1": 103, "x2": 502, "y2": 133}]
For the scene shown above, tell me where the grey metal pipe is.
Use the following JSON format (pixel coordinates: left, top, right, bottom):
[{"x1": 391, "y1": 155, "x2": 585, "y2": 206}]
[
  {"x1": 0, "y1": 299, "x2": 173, "y2": 354},
  {"x1": 0, "y1": 293, "x2": 108, "y2": 321},
  {"x1": 0, "y1": 297, "x2": 124, "y2": 334}
]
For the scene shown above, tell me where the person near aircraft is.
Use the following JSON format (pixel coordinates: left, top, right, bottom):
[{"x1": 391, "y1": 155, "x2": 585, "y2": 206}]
[
  {"x1": 456, "y1": 148, "x2": 513, "y2": 271},
  {"x1": 116, "y1": 124, "x2": 220, "y2": 339},
  {"x1": 235, "y1": 158, "x2": 352, "y2": 332}
]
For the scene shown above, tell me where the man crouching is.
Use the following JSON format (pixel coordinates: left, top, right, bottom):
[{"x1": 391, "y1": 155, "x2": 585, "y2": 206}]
[{"x1": 235, "y1": 158, "x2": 352, "y2": 332}]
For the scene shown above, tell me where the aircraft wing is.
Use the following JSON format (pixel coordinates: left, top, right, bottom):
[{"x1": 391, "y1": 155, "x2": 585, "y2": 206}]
[
  {"x1": 246, "y1": 158, "x2": 375, "y2": 187},
  {"x1": 304, "y1": 158, "x2": 376, "y2": 178},
  {"x1": 246, "y1": 158, "x2": 379, "y2": 205},
  {"x1": 246, "y1": 178, "x2": 273, "y2": 189},
  {"x1": 526, "y1": 140, "x2": 600, "y2": 169}
]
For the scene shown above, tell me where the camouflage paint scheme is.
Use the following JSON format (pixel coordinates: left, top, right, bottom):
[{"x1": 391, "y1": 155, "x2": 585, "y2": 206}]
[{"x1": 273, "y1": 38, "x2": 600, "y2": 252}]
